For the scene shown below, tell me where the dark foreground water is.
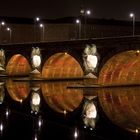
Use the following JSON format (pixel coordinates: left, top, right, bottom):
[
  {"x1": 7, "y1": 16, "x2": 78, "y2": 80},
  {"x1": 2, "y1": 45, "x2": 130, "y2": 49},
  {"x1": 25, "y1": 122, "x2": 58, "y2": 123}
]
[{"x1": 0, "y1": 78, "x2": 139, "y2": 140}]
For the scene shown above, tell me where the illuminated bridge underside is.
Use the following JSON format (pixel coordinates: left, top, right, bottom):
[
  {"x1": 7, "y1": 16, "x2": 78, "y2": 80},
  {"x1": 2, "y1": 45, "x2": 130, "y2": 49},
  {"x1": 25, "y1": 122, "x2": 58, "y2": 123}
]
[
  {"x1": 42, "y1": 82, "x2": 83, "y2": 114},
  {"x1": 6, "y1": 54, "x2": 31, "y2": 76},
  {"x1": 42, "y1": 53, "x2": 83, "y2": 79},
  {"x1": 98, "y1": 50, "x2": 140, "y2": 86},
  {"x1": 98, "y1": 87, "x2": 140, "y2": 133}
]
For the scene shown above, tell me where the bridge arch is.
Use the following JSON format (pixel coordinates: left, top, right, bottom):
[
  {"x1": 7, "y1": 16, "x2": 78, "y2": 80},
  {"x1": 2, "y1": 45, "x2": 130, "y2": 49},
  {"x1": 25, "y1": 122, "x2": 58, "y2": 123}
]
[
  {"x1": 6, "y1": 54, "x2": 31, "y2": 76},
  {"x1": 98, "y1": 50, "x2": 140, "y2": 85},
  {"x1": 42, "y1": 52, "x2": 83, "y2": 79}
]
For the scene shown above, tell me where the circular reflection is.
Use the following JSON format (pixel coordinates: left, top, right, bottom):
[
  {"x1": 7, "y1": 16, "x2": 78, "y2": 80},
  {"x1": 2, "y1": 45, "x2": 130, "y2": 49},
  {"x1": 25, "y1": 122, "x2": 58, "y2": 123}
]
[
  {"x1": 42, "y1": 82, "x2": 84, "y2": 114},
  {"x1": 98, "y1": 87, "x2": 140, "y2": 133},
  {"x1": 6, "y1": 80, "x2": 30, "y2": 103}
]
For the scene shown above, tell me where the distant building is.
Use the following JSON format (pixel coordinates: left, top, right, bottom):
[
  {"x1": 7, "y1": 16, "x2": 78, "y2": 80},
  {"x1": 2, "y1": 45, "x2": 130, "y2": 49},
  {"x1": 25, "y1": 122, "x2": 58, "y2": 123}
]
[{"x1": 0, "y1": 16, "x2": 140, "y2": 43}]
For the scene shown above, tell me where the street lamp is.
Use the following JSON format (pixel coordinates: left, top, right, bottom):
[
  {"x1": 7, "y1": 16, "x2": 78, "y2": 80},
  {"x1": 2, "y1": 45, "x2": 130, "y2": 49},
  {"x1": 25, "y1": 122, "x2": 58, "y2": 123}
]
[
  {"x1": 76, "y1": 19, "x2": 81, "y2": 39},
  {"x1": 129, "y1": 13, "x2": 135, "y2": 36},
  {"x1": 6, "y1": 27, "x2": 12, "y2": 43},
  {"x1": 1, "y1": 22, "x2": 5, "y2": 26},
  {"x1": 86, "y1": 10, "x2": 91, "y2": 15},
  {"x1": 80, "y1": 9, "x2": 91, "y2": 38},
  {"x1": 34, "y1": 17, "x2": 40, "y2": 42},
  {"x1": 35, "y1": 17, "x2": 40, "y2": 22},
  {"x1": 39, "y1": 23, "x2": 45, "y2": 41},
  {"x1": 0, "y1": 21, "x2": 6, "y2": 43}
]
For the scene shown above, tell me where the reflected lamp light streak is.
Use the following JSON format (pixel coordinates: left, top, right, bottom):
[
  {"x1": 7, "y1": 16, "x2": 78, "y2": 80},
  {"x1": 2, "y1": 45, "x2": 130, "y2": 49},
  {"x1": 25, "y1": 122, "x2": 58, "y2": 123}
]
[
  {"x1": 74, "y1": 128, "x2": 79, "y2": 139},
  {"x1": 0, "y1": 123, "x2": 3, "y2": 132}
]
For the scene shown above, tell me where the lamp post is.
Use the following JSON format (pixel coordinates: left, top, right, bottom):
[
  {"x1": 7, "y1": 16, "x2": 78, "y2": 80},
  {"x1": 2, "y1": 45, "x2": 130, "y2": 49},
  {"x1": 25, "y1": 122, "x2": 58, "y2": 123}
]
[
  {"x1": 0, "y1": 21, "x2": 5, "y2": 43},
  {"x1": 6, "y1": 27, "x2": 12, "y2": 43},
  {"x1": 129, "y1": 13, "x2": 135, "y2": 36},
  {"x1": 80, "y1": 9, "x2": 91, "y2": 38},
  {"x1": 1, "y1": 21, "x2": 5, "y2": 26},
  {"x1": 85, "y1": 9, "x2": 91, "y2": 38},
  {"x1": 39, "y1": 23, "x2": 45, "y2": 41},
  {"x1": 34, "y1": 17, "x2": 40, "y2": 42},
  {"x1": 76, "y1": 19, "x2": 81, "y2": 39}
]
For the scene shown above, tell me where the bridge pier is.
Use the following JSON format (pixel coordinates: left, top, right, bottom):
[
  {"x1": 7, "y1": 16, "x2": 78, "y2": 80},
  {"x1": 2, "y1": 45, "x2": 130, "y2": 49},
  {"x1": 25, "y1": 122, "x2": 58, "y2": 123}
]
[
  {"x1": 0, "y1": 49, "x2": 6, "y2": 75},
  {"x1": 30, "y1": 47, "x2": 42, "y2": 78}
]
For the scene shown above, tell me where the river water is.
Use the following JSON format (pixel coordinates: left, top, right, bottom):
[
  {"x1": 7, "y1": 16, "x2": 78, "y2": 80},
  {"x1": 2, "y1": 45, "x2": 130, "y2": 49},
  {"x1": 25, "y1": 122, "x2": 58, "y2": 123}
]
[{"x1": 0, "y1": 77, "x2": 139, "y2": 140}]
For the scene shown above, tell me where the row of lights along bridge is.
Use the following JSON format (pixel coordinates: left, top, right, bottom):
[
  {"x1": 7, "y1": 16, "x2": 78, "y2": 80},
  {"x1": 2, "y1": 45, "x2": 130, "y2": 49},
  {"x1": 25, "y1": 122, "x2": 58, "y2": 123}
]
[
  {"x1": 0, "y1": 12, "x2": 136, "y2": 43},
  {"x1": 0, "y1": 21, "x2": 12, "y2": 43},
  {"x1": 76, "y1": 12, "x2": 136, "y2": 38}
]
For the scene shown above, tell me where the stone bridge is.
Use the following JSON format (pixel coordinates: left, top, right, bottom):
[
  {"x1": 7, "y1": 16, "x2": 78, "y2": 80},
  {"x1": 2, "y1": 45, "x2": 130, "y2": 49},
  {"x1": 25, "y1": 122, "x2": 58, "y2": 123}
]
[{"x1": 0, "y1": 36, "x2": 140, "y2": 85}]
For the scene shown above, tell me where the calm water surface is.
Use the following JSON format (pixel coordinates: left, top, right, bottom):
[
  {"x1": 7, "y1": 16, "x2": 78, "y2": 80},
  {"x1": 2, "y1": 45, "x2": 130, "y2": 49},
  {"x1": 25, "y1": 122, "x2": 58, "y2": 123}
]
[{"x1": 0, "y1": 78, "x2": 139, "y2": 140}]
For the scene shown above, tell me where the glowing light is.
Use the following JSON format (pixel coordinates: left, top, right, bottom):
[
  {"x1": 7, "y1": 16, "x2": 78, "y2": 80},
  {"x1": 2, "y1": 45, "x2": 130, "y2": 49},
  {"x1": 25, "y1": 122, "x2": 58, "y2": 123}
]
[
  {"x1": 6, "y1": 27, "x2": 11, "y2": 31},
  {"x1": 38, "y1": 117, "x2": 42, "y2": 128},
  {"x1": 39, "y1": 23, "x2": 44, "y2": 28},
  {"x1": 84, "y1": 125, "x2": 87, "y2": 129},
  {"x1": 32, "y1": 92, "x2": 40, "y2": 105},
  {"x1": 86, "y1": 10, "x2": 91, "y2": 15},
  {"x1": 135, "y1": 129, "x2": 139, "y2": 134},
  {"x1": 20, "y1": 99, "x2": 23, "y2": 103},
  {"x1": 33, "y1": 55, "x2": 41, "y2": 68},
  {"x1": 1, "y1": 21, "x2": 5, "y2": 26},
  {"x1": 87, "y1": 55, "x2": 98, "y2": 69},
  {"x1": 90, "y1": 127, "x2": 93, "y2": 130},
  {"x1": 6, "y1": 109, "x2": 10, "y2": 117},
  {"x1": 80, "y1": 9, "x2": 85, "y2": 14},
  {"x1": 74, "y1": 128, "x2": 78, "y2": 139},
  {"x1": 130, "y1": 13, "x2": 134, "y2": 18},
  {"x1": 34, "y1": 135, "x2": 38, "y2": 140},
  {"x1": 35, "y1": 17, "x2": 40, "y2": 22},
  {"x1": 136, "y1": 50, "x2": 140, "y2": 53},
  {"x1": 76, "y1": 19, "x2": 80, "y2": 24},
  {"x1": 0, "y1": 124, "x2": 3, "y2": 132},
  {"x1": 85, "y1": 102, "x2": 97, "y2": 118},
  {"x1": 64, "y1": 110, "x2": 67, "y2": 115}
]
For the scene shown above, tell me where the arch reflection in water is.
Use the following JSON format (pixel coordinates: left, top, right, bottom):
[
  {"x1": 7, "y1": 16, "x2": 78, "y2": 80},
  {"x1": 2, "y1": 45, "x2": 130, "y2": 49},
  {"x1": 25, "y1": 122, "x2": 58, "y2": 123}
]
[
  {"x1": 98, "y1": 50, "x2": 140, "y2": 86},
  {"x1": 0, "y1": 82, "x2": 5, "y2": 104},
  {"x1": 98, "y1": 87, "x2": 140, "y2": 133},
  {"x1": 6, "y1": 80, "x2": 30, "y2": 103},
  {"x1": 42, "y1": 81, "x2": 84, "y2": 114}
]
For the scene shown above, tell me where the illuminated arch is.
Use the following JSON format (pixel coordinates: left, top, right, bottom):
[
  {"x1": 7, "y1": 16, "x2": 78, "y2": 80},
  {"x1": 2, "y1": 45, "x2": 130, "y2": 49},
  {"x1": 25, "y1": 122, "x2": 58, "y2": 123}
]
[
  {"x1": 98, "y1": 50, "x2": 140, "y2": 86},
  {"x1": 42, "y1": 53, "x2": 83, "y2": 79},
  {"x1": 6, "y1": 54, "x2": 31, "y2": 76}
]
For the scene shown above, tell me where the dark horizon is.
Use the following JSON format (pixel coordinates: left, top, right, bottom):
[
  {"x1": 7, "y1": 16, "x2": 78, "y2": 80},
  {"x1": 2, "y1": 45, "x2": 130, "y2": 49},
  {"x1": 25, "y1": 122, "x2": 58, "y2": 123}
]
[{"x1": 0, "y1": 0, "x2": 140, "y2": 21}]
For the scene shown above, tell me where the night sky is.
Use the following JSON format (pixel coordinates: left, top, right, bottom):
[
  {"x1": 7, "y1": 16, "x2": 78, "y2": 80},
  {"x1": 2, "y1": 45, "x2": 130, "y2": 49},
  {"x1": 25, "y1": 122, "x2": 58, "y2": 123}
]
[{"x1": 0, "y1": 0, "x2": 140, "y2": 21}]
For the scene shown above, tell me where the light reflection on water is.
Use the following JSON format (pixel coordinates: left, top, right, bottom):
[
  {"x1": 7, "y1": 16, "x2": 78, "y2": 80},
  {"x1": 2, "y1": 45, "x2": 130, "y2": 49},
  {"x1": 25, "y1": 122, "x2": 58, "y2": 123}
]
[
  {"x1": 98, "y1": 87, "x2": 140, "y2": 133},
  {"x1": 0, "y1": 78, "x2": 140, "y2": 140}
]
